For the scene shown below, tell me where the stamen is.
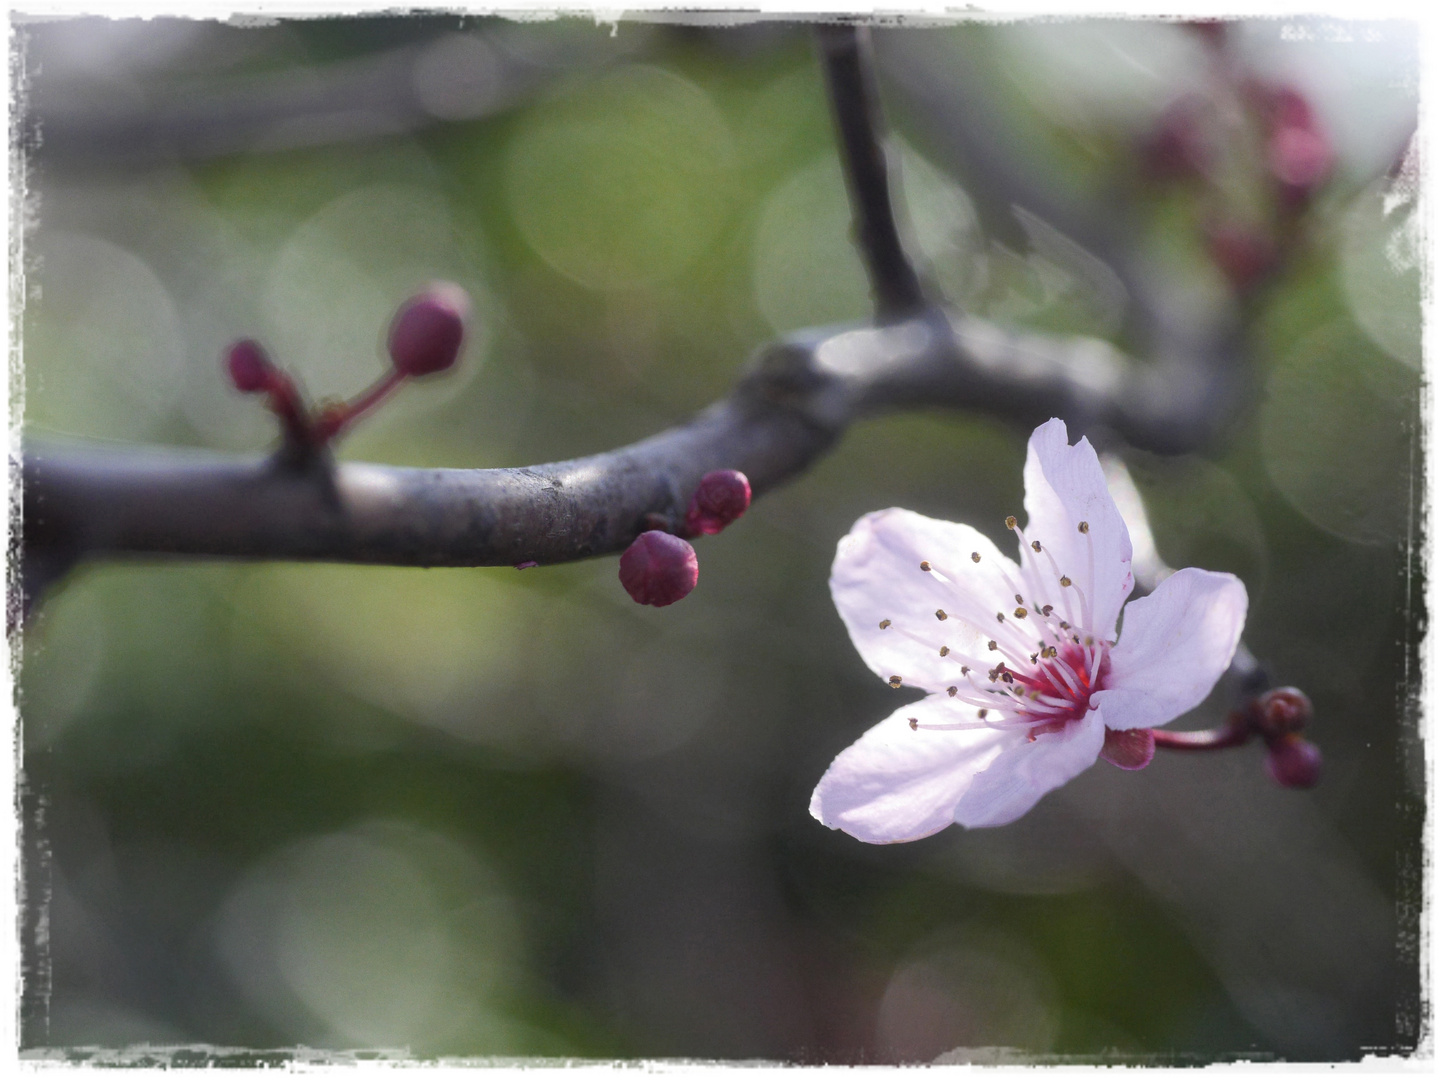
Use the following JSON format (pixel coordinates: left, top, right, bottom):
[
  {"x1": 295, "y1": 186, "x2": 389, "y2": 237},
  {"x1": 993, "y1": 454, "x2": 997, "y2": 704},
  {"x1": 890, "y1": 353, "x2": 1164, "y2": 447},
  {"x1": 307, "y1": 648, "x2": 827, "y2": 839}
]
[
  {"x1": 996, "y1": 612, "x2": 1005, "y2": 623},
  {"x1": 939, "y1": 645, "x2": 950, "y2": 656},
  {"x1": 1060, "y1": 576, "x2": 1072, "y2": 587},
  {"x1": 1031, "y1": 540, "x2": 1042, "y2": 552},
  {"x1": 1078, "y1": 521, "x2": 1090, "y2": 534},
  {"x1": 960, "y1": 666, "x2": 970, "y2": 675},
  {"x1": 987, "y1": 640, "x2": 998, "y2": 651},
  {"x1": 878, "y1": 619, "x2": 891, "y2": 629},
  {"x1": 971, "y1": 552, "x2": 981, "y2": 563},
  {"x1": 920, "y1": 561, "x2": 932, "y2": 572},
  {"x1": 947, "y1": 686, "x2": 957, "y2": 697},
  {"x1": 888, "y1": 676, "x2": 902, "y2": 688},
  {"x1": 1005, "y1": 515, "x2": 1018, "y2": 529},
  {"x1": 909, "y1": 717, "x2": 917, "y2": 730},
  {"x1": 936, "y1": 609, "x2": 948, "y2": 621},
  {"x1": 1041, "y1": 605, "x2": 1053, "y2": 616},
  {"x1": 978, "y1": 708, "x2": 989, "y2": 719},
  {"x1": 1014, "y1": 607, "x2": 1028, "y2": 619}
]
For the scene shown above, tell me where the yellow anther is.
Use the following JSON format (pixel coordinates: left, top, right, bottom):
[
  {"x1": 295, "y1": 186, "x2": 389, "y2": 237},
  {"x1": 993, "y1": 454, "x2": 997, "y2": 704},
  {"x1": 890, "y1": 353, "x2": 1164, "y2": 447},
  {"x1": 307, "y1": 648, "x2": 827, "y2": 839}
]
[
  {"x1": 1030, "y1": 652, "x2": 1039, "y2": 663},
  {"x1": 879, "y1": 619, "x2": 891, "y2": 629},
  {"x1": 920, "y1": 561, "x2": 932, "y2": 572},
  {"x1": 1060, "y1": 576, "x2": 1072, "y2": 587},
  {"x1": 889, "y1": 675, "x2": 903, "y2": 688},
  {"x1": 1005, "y1": 516, "x2": 1018, "y2": 529},
  {"x1": 1085, "y1": 636, "x2": 1095, "y2": 646},
  {"x1": 1059, "y1": 620, "x2": 1070, "y2": 630},
  {"x1": 936, "y1": 609, "x2": 948, "y2": 621},
  {"x1": 1014, "y1": 607, "x2": 1028, "y2": 619},
  {"x1": 939, "y1": 645, "x2": 950, "y2": 657},
  {"x1": 971, "y1": 552, "x2": 981, "y2": 563},
  {"x1": 1078, "y1": 521, "x2": 1090, "y2": 534}
]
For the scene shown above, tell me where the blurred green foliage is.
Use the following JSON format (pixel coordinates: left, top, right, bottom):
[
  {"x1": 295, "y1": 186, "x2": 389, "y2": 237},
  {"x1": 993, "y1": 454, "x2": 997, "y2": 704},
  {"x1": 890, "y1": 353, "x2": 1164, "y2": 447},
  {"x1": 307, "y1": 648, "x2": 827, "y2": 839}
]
[{"x1": 18, "y1": 16, "x2": 1421, "y2": 1061}]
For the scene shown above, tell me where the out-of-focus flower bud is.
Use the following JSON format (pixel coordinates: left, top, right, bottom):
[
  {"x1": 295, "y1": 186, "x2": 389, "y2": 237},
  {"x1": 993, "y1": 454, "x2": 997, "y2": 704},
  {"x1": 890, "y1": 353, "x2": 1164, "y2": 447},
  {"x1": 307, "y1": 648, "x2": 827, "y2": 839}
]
[
  {"x1": 1205, "y1": 221, "x2": 1278, "y2": 292},
  {"x1": 1269, "y1": 123, "x2": 1333, "y2": 204},
  {"x1": 226, "y1": 339, "x2": 275, "y2": 393},
  {"x1": 619, "y1": 531, "x2": 699, "y2": 607},
  {"x1": 1265, "y1": 734, "x2": 1322, "y2": 789},
  {"x1": 1254, "y1": 686, "x2": 1312, "y2": 738},
  {"x1": 684, "y1": 470, "x2": 752, "y2": 536},
  {"x1": 388, "y1": 283, "x2": 470, "y2": 377},
  {"x1": 1139, "y1": 96, "x2": 1212, "y2": 182},
  {"x1": 1100, "y1": 726, "x2": 1156, "y2": 770}
]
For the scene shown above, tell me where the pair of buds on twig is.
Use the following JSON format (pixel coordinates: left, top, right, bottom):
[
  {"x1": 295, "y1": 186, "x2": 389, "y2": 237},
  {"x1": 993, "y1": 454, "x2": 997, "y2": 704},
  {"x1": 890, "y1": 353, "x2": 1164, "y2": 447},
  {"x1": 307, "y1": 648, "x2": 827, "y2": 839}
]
[
  {"x1": 1140, "y1": 685, "x2": 1321, "y2": 789},
  {"x1": 225, "y1": 283, "x2": 470, "y2": 452},
  {"x1": 612, "y1": 470, "x2": 752, "y2": 608},
  {"x1": 515, "y1": 472, "x2": 750, "y2": 607}
]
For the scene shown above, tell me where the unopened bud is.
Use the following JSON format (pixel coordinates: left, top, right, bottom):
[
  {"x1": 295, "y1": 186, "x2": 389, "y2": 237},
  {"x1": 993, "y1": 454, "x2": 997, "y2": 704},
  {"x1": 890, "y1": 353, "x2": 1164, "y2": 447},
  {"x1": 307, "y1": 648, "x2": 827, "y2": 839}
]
[
  {"x1": 1269, "y1": 124, "x2": 1333, "y2": 200},
  {"x1": 1205, "y1": 221, "x2": 1277, "y2": 292},
  {"x1": 684, "y1": 470, "x2": 752, "y2": 536},
  {"x1": 226, "y1": 339, "x2": 275, "y2": 393},
  {"x1": 1099, "y1": 726, "x2": 1155, "y2": 771},
  {"x1": 1265, "y1": 734, "x2": 1322, "y2": 789},
  {"x1": 1254, "y1": 686, "x2": 1312, "y2": 738},
  {"x1": 388, "y1": 283, "x2": 470, "y2": 377},
  {"x1": 619, "y1": 531, "x2": 698, "y2": 607},
  {"x1": 1139, "y1": 96, "x2": 1212, "y2": 182}
]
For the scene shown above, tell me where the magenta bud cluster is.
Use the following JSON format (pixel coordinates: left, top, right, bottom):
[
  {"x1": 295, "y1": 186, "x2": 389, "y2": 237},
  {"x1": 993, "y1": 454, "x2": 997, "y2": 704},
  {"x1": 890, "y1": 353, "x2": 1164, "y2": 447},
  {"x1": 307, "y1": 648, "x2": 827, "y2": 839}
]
[
  {"x1": 1252, "y1": 687, "x2": 1321, "y2": 789},
  {"x1": 619, "y1": 531, "x2": 699, "y2": 607},
  {"x1": 224, "y1": 283, "x2": 471, "y2": 451},
  {"x1": 388, "y1": 283, "x2": 470, "y2": 377},
  {"x1": 617, "y1": 470, "x2": 751, "y2": 608},
  {"x1": 684, "y1": 470, "x2": 752, "y2": 536}
]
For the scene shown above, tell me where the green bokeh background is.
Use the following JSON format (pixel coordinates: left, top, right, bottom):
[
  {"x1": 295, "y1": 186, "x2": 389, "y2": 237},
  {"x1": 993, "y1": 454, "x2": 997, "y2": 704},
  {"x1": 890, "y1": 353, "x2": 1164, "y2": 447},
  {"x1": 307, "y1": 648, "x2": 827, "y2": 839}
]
[{"x1": 17, "y1": 17, "x2": 1423, "y2": 1061}]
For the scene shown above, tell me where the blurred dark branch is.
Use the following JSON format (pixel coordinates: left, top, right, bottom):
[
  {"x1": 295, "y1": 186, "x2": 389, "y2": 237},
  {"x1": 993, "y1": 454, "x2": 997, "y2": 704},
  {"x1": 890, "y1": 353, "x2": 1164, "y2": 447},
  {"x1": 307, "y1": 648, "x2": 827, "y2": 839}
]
[
  {"x1": 26, "y1": 23, "x2": 631, "y2": 168},
  {"x1": 815, "y1": 24, "x2": 926, "y2": 320}
]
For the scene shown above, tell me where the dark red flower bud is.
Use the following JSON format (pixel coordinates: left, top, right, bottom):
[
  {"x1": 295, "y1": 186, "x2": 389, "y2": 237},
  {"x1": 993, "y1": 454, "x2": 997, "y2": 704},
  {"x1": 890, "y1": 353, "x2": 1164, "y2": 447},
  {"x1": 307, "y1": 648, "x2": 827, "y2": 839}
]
[
  {"x1": 1269, "y1": 124, "x2": 1333, "y2": 204},
  {"x1": 1205, "y1": 221, "x2": 1278, "y2": 292},
  {"x1": 387, "y1": 283, "x2": 470, "y2": 377},
  {"x1": 226, "y1": 339, "x2": 275, "y2": 393},
  {"x1": 1100, "y1": 726, "x2": 1156, "y2": 770},
  {"x1": 684, "y1": 470, "x2": 752, "y2": 536},
  {"x1": 1254, "y1": 686, "x2": 1312, "y2": 739},
  {"x1": 1265, "y1": 734, "x2": 1322, "y2": 789},
  {"x1": 1139, "y1": 96, "x2": 1212, "y2": 182},
  {"x1": 619, "y1": 531, "x2": 698, "y2": 607}
]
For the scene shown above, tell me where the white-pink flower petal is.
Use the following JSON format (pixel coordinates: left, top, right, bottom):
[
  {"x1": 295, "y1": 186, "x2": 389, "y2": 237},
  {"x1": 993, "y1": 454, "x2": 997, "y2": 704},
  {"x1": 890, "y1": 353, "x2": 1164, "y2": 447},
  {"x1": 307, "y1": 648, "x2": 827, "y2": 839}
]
[
  {"x1": 1022, "y1": 418, "x2": 1133, "y2": 638},
  {"x1": 809, "y1": 696, "x2": 1026, "y2": 843},
  {"x1": 952, "y1": 710, "x2": 1106, "y2": 827},
  {"x1": 831, "y1": 508, "x2": 1020, "y2": 694},
  {"x1": 1091, "y1": 567, "x2": 1248, "y2": 732}
]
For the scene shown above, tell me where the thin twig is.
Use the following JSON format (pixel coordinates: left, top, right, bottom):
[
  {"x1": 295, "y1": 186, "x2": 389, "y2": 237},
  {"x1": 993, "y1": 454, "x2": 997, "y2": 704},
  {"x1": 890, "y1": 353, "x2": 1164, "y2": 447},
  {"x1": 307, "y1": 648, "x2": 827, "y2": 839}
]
[{"x1": 815, "y1": 24, "x2": 927, "y2": 320}]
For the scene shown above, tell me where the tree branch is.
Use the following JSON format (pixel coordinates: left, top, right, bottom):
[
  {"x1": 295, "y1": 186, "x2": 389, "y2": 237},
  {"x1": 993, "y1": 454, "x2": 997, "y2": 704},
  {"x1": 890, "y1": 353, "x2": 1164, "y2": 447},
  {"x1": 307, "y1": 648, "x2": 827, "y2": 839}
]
[
  {"x1": 815, "y1": 24, "x2": 927, "y2": 320},
  {"x1": 22, "y1": 307, "x2": 1240, "y2": 593}
]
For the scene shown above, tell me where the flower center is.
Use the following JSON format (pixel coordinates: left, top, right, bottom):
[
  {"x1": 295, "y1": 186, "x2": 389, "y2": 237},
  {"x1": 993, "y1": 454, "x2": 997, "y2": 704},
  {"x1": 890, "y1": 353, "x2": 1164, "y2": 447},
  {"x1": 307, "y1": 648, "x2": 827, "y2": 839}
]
[{"x1": 895, "y1": 515, "x2": 1113, "y2": 738}]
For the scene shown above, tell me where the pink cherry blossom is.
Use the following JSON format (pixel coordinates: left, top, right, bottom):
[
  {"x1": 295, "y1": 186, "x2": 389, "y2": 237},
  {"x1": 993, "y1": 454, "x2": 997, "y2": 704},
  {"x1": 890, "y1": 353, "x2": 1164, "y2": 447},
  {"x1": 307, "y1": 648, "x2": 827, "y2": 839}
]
[{"x1": 810, "y1": 418, "x2": 1248, "y2": 842}]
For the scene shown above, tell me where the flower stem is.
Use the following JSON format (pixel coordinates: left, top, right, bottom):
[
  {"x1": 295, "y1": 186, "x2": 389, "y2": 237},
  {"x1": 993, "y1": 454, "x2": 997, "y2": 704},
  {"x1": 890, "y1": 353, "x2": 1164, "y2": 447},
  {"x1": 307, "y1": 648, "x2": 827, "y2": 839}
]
[{"x1": 1149, "y1": 716, "x2": 1251, "y2": 751}]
